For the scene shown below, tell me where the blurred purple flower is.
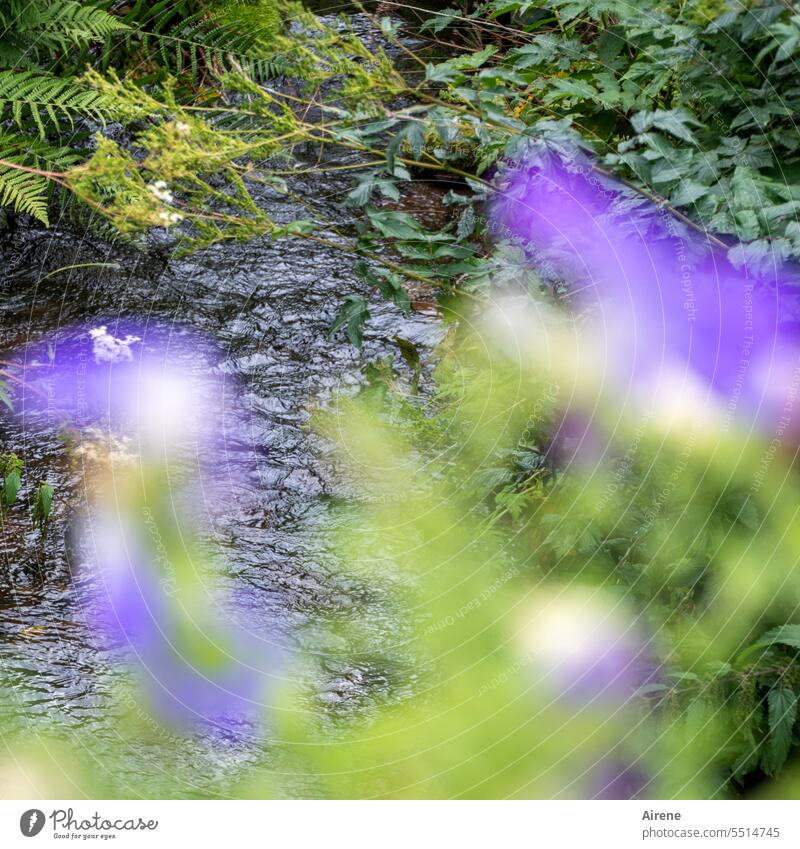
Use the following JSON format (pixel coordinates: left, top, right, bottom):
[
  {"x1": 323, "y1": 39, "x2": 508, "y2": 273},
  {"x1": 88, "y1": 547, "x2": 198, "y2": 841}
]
[
  {"x1": 492, "y1": 152, "x2": 800, "y2": 441},
  {"x1": 10, "y1": 319, "x2": 275, "y2": 735},
  {"x1": 16, "y1": 319, "x2": 257, "y2": 520},
  {"x1": 81, "y1": 478, "x2": 274, "y2": 736},
  {"x1": 588, "y1": 756, "x2": 649, "y2": 800},
  {"x1": 519, "y1": 588, "x2": 659, "y2": 709}
]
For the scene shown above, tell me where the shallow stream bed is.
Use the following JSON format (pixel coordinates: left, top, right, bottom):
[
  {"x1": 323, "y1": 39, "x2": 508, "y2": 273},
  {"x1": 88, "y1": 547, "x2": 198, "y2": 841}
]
[{"x1": 0, "y1": 12, "x2": 444, "y2": 797}]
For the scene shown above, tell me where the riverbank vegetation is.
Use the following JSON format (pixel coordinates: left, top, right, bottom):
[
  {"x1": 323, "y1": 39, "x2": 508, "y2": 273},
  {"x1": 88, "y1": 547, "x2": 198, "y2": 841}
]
[{"x1": 2, "y1": 0, "x2": 800, "y2": 799}]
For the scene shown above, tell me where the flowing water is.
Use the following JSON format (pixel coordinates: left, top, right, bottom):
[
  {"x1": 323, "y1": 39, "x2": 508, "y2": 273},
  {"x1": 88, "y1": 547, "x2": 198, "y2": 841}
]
[{"x1": 0, "y1": 13, "x2": 444, "y2": 797}]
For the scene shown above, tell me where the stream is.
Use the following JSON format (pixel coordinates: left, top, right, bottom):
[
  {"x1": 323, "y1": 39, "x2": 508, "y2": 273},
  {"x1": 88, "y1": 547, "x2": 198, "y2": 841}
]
[{"x1": 0, "y1": 11, "x2": 444, "y2": 797}]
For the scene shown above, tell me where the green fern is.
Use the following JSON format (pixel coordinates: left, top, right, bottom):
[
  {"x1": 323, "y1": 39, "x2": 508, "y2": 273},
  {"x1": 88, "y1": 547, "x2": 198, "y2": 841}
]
[
  {"x1": 110, "y1": 0, "x2": 288, "y2": 84},
  {"x1": 0, "y1": 164, "x2": 48, "y2": 223},
  {"x1": 0, "y1": 131, "x2": 80, "y2": 224},
  {"x1": 0, "y1": 0, "x2": 127, "y2": 68},
  {"x1": 0, "y1": 0, "x2": 291, "y2": 226},
  {"x1": 0, "y1": 71, "x2": 117, "y2": 138}
]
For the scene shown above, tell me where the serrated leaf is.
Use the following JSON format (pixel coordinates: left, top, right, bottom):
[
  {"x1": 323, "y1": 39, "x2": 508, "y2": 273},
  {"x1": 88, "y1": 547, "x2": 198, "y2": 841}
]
[
  {"x1": 456, "y1": 205, "x2": 476, "y2": 240},
  {"x1": 760, "y1": 625, "x2": 800, "y2": 651},
  {"x1": 331, "y1": 295, "x2": 370, "y2": 348},
  {"x1": 425, "y1": 62, "x2": 458, "y2": 84},
  {"x1": 596, "y1": 25, "x2": 626, "y2": 64},
  {"x1": 367, "y1": 209, "x2": 425, "y2": 240},
  {"x1": 764, "y1": 688, "x2": 797, "y2": 775},
  {"x1": 401, "y1": 121, "x2": 426, "y2": 159},
  {"x1": 671, "y1": 181, "x2": 709, "y2": 207},
  {"x1": 2, "y1": 469, "x2": 20, "y2": 508}
]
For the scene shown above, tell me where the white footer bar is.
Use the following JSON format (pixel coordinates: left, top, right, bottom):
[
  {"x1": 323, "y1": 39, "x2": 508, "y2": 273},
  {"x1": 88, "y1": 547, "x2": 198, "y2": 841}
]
[{"x1": 1, "y1": 800, "x2": 796, "y2": 848}]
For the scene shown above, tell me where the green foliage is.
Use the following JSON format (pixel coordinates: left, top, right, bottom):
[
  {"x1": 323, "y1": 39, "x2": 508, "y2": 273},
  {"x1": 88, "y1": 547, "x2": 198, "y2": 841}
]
[
  {"x1": 0, "y1": 453, "x2": 23, "y2": 510},
  {"x1": 481, "y1": 0, "x2": 800, "y2": 263},
  {"x1": 3, "y1": 0, "x2": 800, "y2": 799},
  {"x1": 764, "y1": 688, "x2": 797, "y2": 775},
  {"x1": 33, "y1": 481, "x2": 54, "y2": 531},
  {"x1": 108, "y1": 0, "x2": 286, "y2": 84},
  {"x1": 0, "y1": 71, "x2": 116, "y2": 137},
  {"x1": 0, "y1": 1, "x2": 127, "y2": 68},
  {"x1": 0, "y1": 453, "x2": 54, "y2": 531},
  {"x1": 305, "y1": 307, "x2": 800, "y2": 793},
  {"x1": 0, "y1": 0, "x2": 291, "y2": 228},
  {"x1": 331, "y1": 294, "x2": 371, "y2": 348}
]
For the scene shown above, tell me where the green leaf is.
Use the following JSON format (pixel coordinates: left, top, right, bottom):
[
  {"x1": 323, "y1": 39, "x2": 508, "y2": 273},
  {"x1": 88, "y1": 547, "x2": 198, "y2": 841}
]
[
  {"x1": 631, "y1": 109, "x2": 702, "y2": 145},
  {"x1": 425, "y1": 62, "x2": 459, "y2": 84},
  {"x1": 2, "y1": 469, "x2": 21, "y2": 508},
  {"x1": 367, "y1": 209, "x2": 425, "y2": 240},
  {"x1": 545, "y1": 78, "x2": 598, "y2": 102},
  {"x1": 420, "y1": 8, "x2": 460, "y2": 34},
  {"x1": 33, "y1": 481, "x2": 53, "y2": 528},
  {"x1": 273, "y1": 219, "x2": 315, "y2": 237},
  {"x1": 0, "y1": 379, "x2": 11, "y2": 412},
  {"x1": 596, "y1": 25, "x2": 626, "y2": 64},
  {"x1": 736, "y1": 624, "x2": 800, "y2": 666},
  {"x1": 401, "y1": 121, "x2": 427, "y2": 159},
  {"x1": 379, "y1": 17, "x2": 400, "y2": 39},
  {"x1": 456, "y1": 205, "x2": 476, "y2": 241},
  {"x1": 670, "y1": 181, "x2": 710, "y2": 207},
  {"x1": 452, "y1": 45, "x2": 498, "y2": 70},
  {"x1": 355, "y1": 260, "x2": 410, "y2": 313},
  {"x1": 764, "y1": 688, "x2": 797, "y2": 775},
  {"x1": 760, "y1": 625, "x2": 800, "y2": 651},
  {"x1": 331, "y1": 295, "x2": 370, "y2": 348},
  {"x1": 393, "y1": 336, "x2": 420, "y2": 371},
  {"x1": 733, "y1": 209, "x2": 761, "y2": 241}
]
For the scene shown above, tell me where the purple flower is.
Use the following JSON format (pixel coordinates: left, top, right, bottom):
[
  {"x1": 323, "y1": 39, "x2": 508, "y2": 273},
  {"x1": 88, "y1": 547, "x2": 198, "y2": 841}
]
[
  {"x1": 588, "y1": 756, "x2": 649, "y2": 799},
  {"x1": 492, "y1": 153, "x2": 800, "y2": 441},
  {"x1": 518, "y1": 588, "x2": 659, "y2": 708},
  {"x1": 81, "y1": 481, "x2": 275, "y2": 736},
  {"x1": 11, "y1": 319, "x2": 275, "y2": 735},
  {"x1": 16, "y1": 320, "x2": 257, "y2": 519}
]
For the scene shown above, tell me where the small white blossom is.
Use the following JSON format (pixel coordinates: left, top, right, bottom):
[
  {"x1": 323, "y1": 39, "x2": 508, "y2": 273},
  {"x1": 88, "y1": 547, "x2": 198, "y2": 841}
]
[
  {"x1": 89, "y1": 326, "x2": 141, "y2": 364},
  {"x1": 147, "y1": 181, "x2": 174, "y2": 203},
  {"x1": 157, "y1": 210, "x2": 183, "y2": 227},
  {"x1": 74, "y1": 427, "x2": 137, "y2": 468},
  {"x1": 174, "y1": 121, "x2": 191, "y2": 136}
]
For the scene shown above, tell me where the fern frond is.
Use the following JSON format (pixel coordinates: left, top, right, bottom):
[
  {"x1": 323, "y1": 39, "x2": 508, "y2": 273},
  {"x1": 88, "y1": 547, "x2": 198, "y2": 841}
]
[
  {"x1": 112, "y1": 3, "x2": 288, "y2": 84},
  {"x1": 0, "y1": 156, "x2": 50, "y2": 224},
  {"x1": 0, "y1": 71, "x2": 117, "y2": 138},
  {"x1": 0, "y1": 0, "x2": 128, "y2": 68},
  {"x1": 50, "y1": 1, "x2": 129, "y2": 43},
  {"x1": 0, "y1": 130, "x2": 81, "y2": 225}
]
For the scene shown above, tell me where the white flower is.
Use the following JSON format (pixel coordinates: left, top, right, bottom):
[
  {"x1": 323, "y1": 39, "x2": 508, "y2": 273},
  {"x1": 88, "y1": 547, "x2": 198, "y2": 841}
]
[
  {"x1": 157, "y1": 210, "x2": 183, "y2": 227},
  {"x1": 74, "y1": 427, "x2": 137, "y2": 468},
  {"x1": 174, "y1": 121, "x2": 191, "y2": 136},
  {"x1": 89, "y1": 326, "x2": 141, "y2": 364},
  {"x1": 147, "y1": 181, "x2": 174, "y2": 203}
]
